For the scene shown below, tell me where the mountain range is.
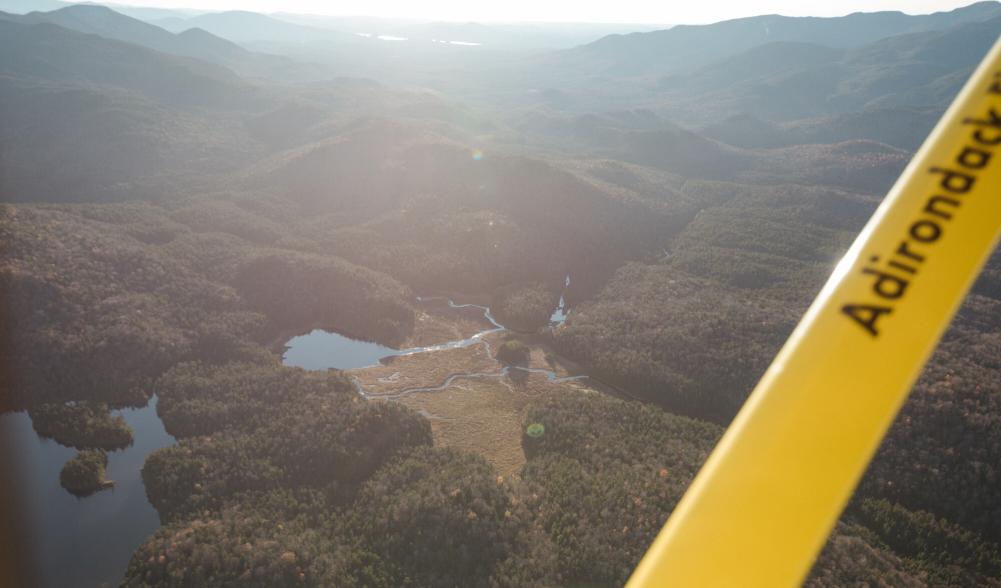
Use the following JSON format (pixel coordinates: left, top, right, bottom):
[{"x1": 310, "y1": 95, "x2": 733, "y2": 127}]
[{"x1": 0, "y1": 4, "x2": 325, "y2": 80}]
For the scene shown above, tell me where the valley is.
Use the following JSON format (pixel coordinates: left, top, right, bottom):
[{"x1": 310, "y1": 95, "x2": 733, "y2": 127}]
[
  {"x1": 0, "y1": 1, "x2": 1000, "y2": 586},
  {"x1": 281, "y1": 287, "x2": 596, "y2": 477}
]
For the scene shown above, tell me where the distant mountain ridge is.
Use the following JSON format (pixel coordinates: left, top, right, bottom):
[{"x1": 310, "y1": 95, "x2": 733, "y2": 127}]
[
  {"x1": 152, "y1": 9, "x2": 350, "y2": 44},
  {"x1": 649, "y1": 14, "x2": 1001, "y2": 127},
  {"x1": 565, "y1": 1, "x2": 1001, "y2": 75},
  {"x1": 0, "y1": 5, "x2": 328, "y2": 80},
  {"x1": 0, "y1": 15, "x2": 262, "y2": 200},
  {"x1": 2, "y1": 1, "x2": 999, "y2": 202},
  {"x1": 3, "y1": 5, "x2": 247, "y2": 59},
  {"x1": 0, "y1": 17, "x2": 244, "y2": 100}
]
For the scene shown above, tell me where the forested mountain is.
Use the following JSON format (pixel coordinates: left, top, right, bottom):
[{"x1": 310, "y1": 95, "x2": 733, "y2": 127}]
[
  {"x1": 0, "y1": 5, "x2": 324, "y2": 80},
  {"x1": 559, "y1": 1, "x2": 1001, "y2": 76},
  {"x1": 0, "y1": 16, "x2": 268, "y2": 200},
  {"x1": 1, "y1": 2, "x2": 1000, "y2": 587},
  {"x1": 650, "y1": 15, "x2": 1001, "y2": 125},
  {"x1": 2, "y1": 5, "x2": 226, "y2": 55},
  {"x1": 0, "y1": 18, "x2": 244, "y2": 100}
]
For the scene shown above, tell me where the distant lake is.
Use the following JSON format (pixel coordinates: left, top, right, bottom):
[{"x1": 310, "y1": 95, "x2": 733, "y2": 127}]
[
  {"x1": 283, "y1": 329, "x2": 400, "y2": 370},
  {"x1": 283, "y1": 282, "x2": 570, "y2": 372},
  {"x1": 0, "y1": 397, "x2": 174, "y2": 588}
]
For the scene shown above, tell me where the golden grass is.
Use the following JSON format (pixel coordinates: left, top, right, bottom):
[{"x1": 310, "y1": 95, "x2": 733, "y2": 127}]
[
  {"x1": 403, "y1": 302, "x2": 494, "y2": 348},
  {"x1": 351, "y1": 311, "x2": 596, "y2": 477},
  {"x1": 349, "y1": 344, "x2": 497, "y2": 396}
]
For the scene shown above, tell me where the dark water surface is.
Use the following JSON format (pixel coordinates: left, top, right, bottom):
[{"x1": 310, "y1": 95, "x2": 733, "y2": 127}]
[{"x1": 0, "y1": 397, "x2": 174, "y2": 588}]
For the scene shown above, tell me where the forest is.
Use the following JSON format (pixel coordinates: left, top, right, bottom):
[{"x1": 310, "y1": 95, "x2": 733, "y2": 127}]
[
  {"x1": 1, "y1": 1, "x2": 1000, "y2": 586},
  {"x1": 126, "y1": 362, "x2": 943, "y2": 588}
]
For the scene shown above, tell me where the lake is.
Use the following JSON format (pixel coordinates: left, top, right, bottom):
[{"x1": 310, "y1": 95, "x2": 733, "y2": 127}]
[
  {"x1": 0, "y1": 397, "x2": 174, "y2": 588},
  {"x1": 282, "y1": 329, "x2": 401, "y2": 370}
]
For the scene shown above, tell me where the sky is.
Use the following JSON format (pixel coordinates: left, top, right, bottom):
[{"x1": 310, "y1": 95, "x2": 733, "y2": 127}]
[{"x1": 102, "y1": 0, "x2": 986, "y2": 24}]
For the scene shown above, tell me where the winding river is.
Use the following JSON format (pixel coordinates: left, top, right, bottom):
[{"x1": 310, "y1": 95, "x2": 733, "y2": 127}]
[
  {"x1": 283, "y1": 299, "x2": 507, "y2": 371},
  {"x1": 283, "y1": 277, "x2": 586, "y2": 397}
]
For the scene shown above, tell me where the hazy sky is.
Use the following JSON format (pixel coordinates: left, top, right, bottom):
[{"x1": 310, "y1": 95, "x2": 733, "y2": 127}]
[{"x1": 103, "y1": 0, "x2": 985, "y2": 24}]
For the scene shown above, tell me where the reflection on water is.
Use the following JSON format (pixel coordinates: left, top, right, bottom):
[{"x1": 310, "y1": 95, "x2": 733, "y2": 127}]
[
  {"x1": 0, "y1": 397, "x2": 174, "y2": 588},
  {"x1": 283, "y1": 330, "x2": 401, "y2": 370}
]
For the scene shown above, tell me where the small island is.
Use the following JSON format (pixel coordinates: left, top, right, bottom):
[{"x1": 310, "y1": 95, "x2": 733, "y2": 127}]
[
  {"x1": 60, "y1": 449, "x2": 114, "y2": 497},
  {"x1": 495, "y1": 339, "x2": 531, "y2": 365},
  {"x1": 29, "y1": 402, "x2": 134, "y2": 451}
]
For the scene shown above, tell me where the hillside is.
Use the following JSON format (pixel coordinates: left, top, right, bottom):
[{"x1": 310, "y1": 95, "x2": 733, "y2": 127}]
[
  {"x1": 7, "y1": 5, "x2": 228, "y2": 57},
  {"x1": 0, "y1": 18, "x2": 244, "y2": 101},
  {"x1": 562, "y1": 1, "x2": 1001, "y2": 76},
  {"x1": 0, "y1": 5, "x2": 326, "y2": 80}
]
